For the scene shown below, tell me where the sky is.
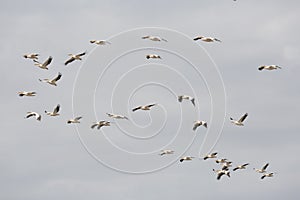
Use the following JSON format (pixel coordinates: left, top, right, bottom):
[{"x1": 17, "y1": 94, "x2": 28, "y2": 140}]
[{"x1": 1, "y1": 0, "x2": 300, "y2": 199}]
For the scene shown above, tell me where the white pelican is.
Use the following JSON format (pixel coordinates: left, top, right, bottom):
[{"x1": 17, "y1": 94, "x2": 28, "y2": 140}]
[
  {"x1": 142, "y1": 35, "x2": 168, "y2": 42},
  {"x1": 213, "y1": 169, "x2": 230, "y2": 180},
  {"x1": 23, "y1": 53, "x2": 39, "y2": 60},
  {"x1": 45, "y1": 104, "x2": 60, "y2": 116},
  {"x1": 216, "y1": 158, "x2": 228, "y2": 164},
  {"x1": 64, "y1": 52, "x2": 86, "y2": 65},
  {"x1": 146, "y1": 54, "x2": 161, "y2": 59},
  {"x1": 193, "y1": 120, "x2": 207, "y2": 131},
  {"x1": 132, "y1": 103, "x2": 156, "y2": 112},
  {"x1": 33, "y1": 56, "x2": 52, "y2": 70},
  {"x1": 178, "y1": 95, "x2": 195, "y2": 106},
  {"x1": 106, "y1": 113, "x2": 128, "y2": 120},
  {"x1": 233, "y1": 163, "x2": 249, "y2": 171},
  {"x1": 258, "y1": 65, "x2": 281, "y2": 71},
  {"x1": 67, "y1": 116, "x2": 82, "y2": 124},
  {"x1": 90, "y1": 40, "x2": 111, "y2": 45},
  {"x1": 39, "y1": 72, "x2": 62, "y2": 86},
  {"x1": 25, "y1": 112, "x2": 41, "y2": 121},
  {"x1": 203, "y1": 152, "x2": 218, "y2": 160},
  {"x1": 230, "y1": 113, "x2": 248, "y2": 126},
  {"x1": 179, "y1": 156, "x2": 195, "y2": 162},
  {"x1": 193, "y1": 36, "x2": 221, "y2": 43},
  {"x1": 18, "y1": 91, "x2": 36, "y2": 97},
  {"x1": 261, "y1": 172, "x2": 274, "y2": 179},
  {"x1": 254, "y1": 163, "x2": 269, "y2": 173},
  {"x1": 160, "y1": 149, "x2": 174, "y2": 156},
  {"x1": 91, "y1": 121, "x2": 111, "y2": 129}
]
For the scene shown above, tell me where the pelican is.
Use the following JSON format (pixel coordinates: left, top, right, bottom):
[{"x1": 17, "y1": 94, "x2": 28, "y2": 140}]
[
  {"x1": 23, "y1": 53, "x2": 39, "y2": 60},
  {"x1": 230, "y1": 113, "x2": 248, "y2": 126},
  {"x1": 261, "y1": 172, "x2": 274, "y2": 179},
  {"x1": 193, "y1": 36, "x2": 221, "y2": 43},
  {"x1": 146, "y1": 54, "x2": 161, "y2": 59},
  {"x1": 91, "y1": 121, "x2": 111, "y2": 129},
  {"x1": 160, "y1": 149, "x2": 174, "y2": 156},
  {"x1": 178, "y1": 95, "x2": 195, "y2": 106},
  {"x1": 132, "y1": 103, "x2": 156, "y2": 112},
  {"x1": 33, "y1": 56, "x2": 52, "y2": 70},
  {"x1": 45, "y1": 104, "x2": 60, "y2": 116},
  {"x1": 254, "y1": 163, "x2": 269, "y2": 173},
  {"x1": 193, "y1": 120, "x2": 207, "y2": 131},
  {"x1": 64, "y1": 52, "x2": 86, "y2": 65},
  {"x1": 39, "y1": 72, "x2": 62, "y2": 86},
  {"x1": 142, "y1": 35, "x2": 168, "y2": 42},
  {"x1": 258, "y1": 65, "x2": 281, "y2": 71},
  {"x1": 18, "y1": 91, "x2": 36, "y2": 97},
  {"x1": 179, "y1": 156, "x2": 195, "y2": 162},
  {"x1": 25, "y1": 112, "x2": 41, "y2": 121},
  {"x1": 106, "y1": 113, "x2": 128, "y2": 120},
  {"x1": 90, "y1": 40, "x2": 111, "y2": 45},
  {"x1": 67, "y1": 116, "x2": 82, "y2": 124},
  {"x1": 203, "y1": 152, "x2": 218, "y2": 160},
  {"x1": 216, "y1": 158, "x2": 228, "y2": 164},
  {"x1": 222, "y1": 161, "x2": 233, "y2": 168},
  {"x1": 233, "y1": 163, "x2": 249, "y2": 171},
  {"x1": 213, "y1": 169, "x2": 230, "y2": 180}
]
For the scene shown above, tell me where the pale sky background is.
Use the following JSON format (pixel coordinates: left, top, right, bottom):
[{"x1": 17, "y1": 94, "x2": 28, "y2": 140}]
[{"x1": 1, "y1": 0, "x2": 300, "y2": 199}]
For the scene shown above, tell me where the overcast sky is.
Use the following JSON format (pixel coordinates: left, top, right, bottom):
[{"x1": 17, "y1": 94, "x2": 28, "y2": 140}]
[{"x1": 1, "y1": 0, "x2": 300, "y2": 199}]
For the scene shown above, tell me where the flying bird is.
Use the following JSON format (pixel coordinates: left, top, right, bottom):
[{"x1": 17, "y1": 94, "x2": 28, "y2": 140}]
[
  {"x1": 106, "y1": 113, "x2": 128, "y2": 120},
  {"x1": 179, "y1": 156, "x2": 195, "y2": 162},
  {"x1": 178, "y1": 95, "x2": 195, "y2": 106},
  {"x1": 91, "y1": 121, "x2": 111, "y2": 129},
  {"x1": 216, "y1": 158, "x2": 228, "y2": 164},
  {"x1": 33, "y1": 56, "x2": 52, "y2": 70},
  {"x1": 160, "y1": 149, "x2": 174, "y2": 156},
  {"x1": 230, "y1": 113, "x2": 248, "y2": 126},
  {"x1": 213, "y1": 169, "x2": 230, "y2": 180},
  {"x1": 18, "y1": 91, "x2": 36, "y2": 97},
  {"x1": 25, "y1": 112, "x2": 41, "y2": 121},
  {"x1": 261, "y1": 172, "x2": 274, "y2": 179},
  {"x1": 203, "y1": 152, "x2": 218, "y2": 160},
  {"x1": 146, "y1": 54, "x2": 161, "y2": 59},
  {"x1": 132, "y1": 103, "x2": 156, "y2": 112},
  {"x1": 23, "y1": 53, "x2": 39, "y2": 60},
  {"x1": 90, "y1": 40, "x2": 111, "y2": 45},
  {"x1": 64, "y1": 52, "x2": 86, "y2": 65},
  {"x1": 193, "y1": 36, "x2": 221, "y2": 42},
  {"x1": 45, "y1": 104, "x2": 60, "y2": 116},
  {"x1": 193, "y1": 120, "x2": 207, "y2": 131},
  {"x1": 233, "y1": 163, "x2": 250, "y2": 171},
  {"x1": 254, "y1": 163, "x2": 269, "y2": 173},
  {"x1": 39, "y1": 72, "x2": 62, "y2": 86},
  {"x1": 142, "y1": 35, "x2": 168, "y2": 42},
  {"x1": 67, "y1": 116, "x2": 82, "y2": 124},
  {"x1": 258, "y1": 65, "x2": 281, "y2": 71}
]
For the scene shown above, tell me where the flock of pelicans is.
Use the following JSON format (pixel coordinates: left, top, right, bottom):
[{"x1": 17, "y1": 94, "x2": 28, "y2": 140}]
[{"x1": 19, "y1": 34, "x2": 280, "y2": 180}]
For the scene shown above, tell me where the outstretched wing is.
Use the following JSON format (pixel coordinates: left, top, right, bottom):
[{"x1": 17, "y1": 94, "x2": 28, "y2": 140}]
[
  {"x1": 193, "y1": 36, "x2": 202, "y2": 41},
  {"x1": 191, "y1": 98, "x2": 195, "y2": 106},
  {"x1": 192, "y1": 123, "x2": 199, "y2": 131},
  {"x1": 91, "y1": 123, "x2": 98, "y2": 129},
  {"x1": 178, "y1": 96, "x2": 183, "y2": 102},
  {"x1": 239, "y1": 113, "x2": 248, "y2": 122},
  {"x1": 147, "y1": 103, "x2": 156, "y2": 108},
  {"x1": 132, "y1": 106, "x2": 141, "y2": 112},
  {"x1": 53, "y1": 104, "x2": 60, "y2": 114},
  {"x1": 53, "y1": 72, "x2": 62, "y2": 82},
  {"x1": 43, "y1": 56, "x2": 52, "y2": 66},
  {"x1": 77, "y1": 52, "x2": 86, "y2": 57},
  {"x1": 262, "y1": 163, "x2": 269, "y2": 170},
  {"x1": 65, "y1": 57, "x2": 75, "y2": 65},
  {"x1": 75, "y1": 116, "x2": 82, "y2": 120}
]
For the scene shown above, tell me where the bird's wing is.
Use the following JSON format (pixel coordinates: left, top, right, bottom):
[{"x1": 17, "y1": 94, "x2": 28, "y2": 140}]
[
  {"x1": 262, "y1": 163, "x2": 269, "y2": 170},
  {"x1": 132, "y1": 106, "x2": 141, "y2": 112},
  {"x1": 193, "y1": 36, "x2": 201, "y2": 41},
  {"x1": 65, "y1": 57, "x2": 75, "y2": 65},
  {"x1": 233, "y1": 167, "x2": 238, "y2": 171},
  {"x1": 53, "y1": 72, "x2": 62, "y2": 82},
  {"x1": 147, "y1": 103, "x2": 156, "y2": 108},
  {"x1": 91, "y1": 124, "x2": 98, "y2": 129},
  {"x1": 261, "y1": 175, "x2": 266, "y2": 179},
  {"x1": 26, "y1": 112, "x2": 35, "y2": 118},
  {"x1": 258, "y1": 66, "x2": 265, "y2": 71},
  {"x1": 192, "y1": 123, "x2": 198, "y2": 131},
  {"x1": 191, "y1": 98, "x2": 195, "y2": 106},
  {"x1": 217, "y1": 173, "x2": 223, "y2": 180},
  {"x1": 43, "y1": 56, "x2": 52, "y2": 66},
  {"x1": 106, "y1": 113, "x2": 113, "y2": 117},
  {"x1": 75, "y1": 116, "x2": 82, "y2": 120},
  {"x1": 214, "y1": 38, "x2": 222, "y2": 42},
  {"x1": 53, "y1": 104, "x2": 60, "y2": 114},
  {"x1": 239, "y1": 113, "x2": 248, "y2": 122},
  {"x1": 212, "y1": 152, "x2": 218, "y2": 156},
  {"x1": 77, "y1": 52, "x2": 86, "y2": 57},
  {"x1": 242, "y1": 163, "x2": 249, "y2": 167},
  {"x1": 203, "y1": 122, "x2": 208, "y2": 128},
  {"x1": 178, "y1": 96, "x2": 183, "y2": 102}
]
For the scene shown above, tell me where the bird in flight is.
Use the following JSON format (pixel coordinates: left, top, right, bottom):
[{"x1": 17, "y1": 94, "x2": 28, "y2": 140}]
[
  {"x1": 106, "y1": 113, "x2": 128, "y2": 120},
  {"x1": 23, "y1": 53, "x2": 39, "y2": 60},
  {"x1": 132, "y1": 103, "x2": 156, "y2": 112},
  {"x1": 160, "y1": 149, "x2": 174, "y2": 156},
  {"x1": 230, "y1": 113, "x2": 248, "y2": 126},
  {"x1": 213, "y1": 169, "x2": 230, "y2": 180},
  {"x1": 179, "y1": 156, "x2": 195, "y2": 162},
  {"x1": 146, "y1": 54, "x2": 161, "y2": 59},
  {"x1": 45, "y1": 104, "x2": 60, "y2": 116},
  {"x1": 193, "y1": 36, "x2": 221, "y2": 43},
  {"x1": 261, "y1": 172, "x2": 274, "y2": 179},
  {"x1": 258, "y1": 65, "x2": 281, "y2": 71},
  {"x1": 64, "y1": 52, "x2": 86, "y2": 65},
  {"x1": 233, "y1": 163, "x2": 250, "y2": 171},
  {"x1": 25, "y1": 112, "x2": 41, "y2": 121},
  {"x1": 67, "y1": 116, "x2": 82, "y2": 124},
  {"x1": 90, "y1": 40, "x2": 111, "y2": 45},
  {"x1": 203, "y1": 152, "x2": 218, "y2": 160},
  {"x1": 254, "y1": 163, "x2": 269, "y2": 173},
  {"x1": 91, "y1": 121, "x2": 112, "y2": 129},
  {"x1": 178, "y1": 95, "x2": 195, "y2": 106},
  {"x1": 142, "y1": 35, "x2": 168, "y2": 42},
  {"x1": 33, "y1": 56, "x2": 52, "y2": 70},
  {"x1": 18, "y1": 91, "x2": 36, "y2": 97},
  {"x1": 39, "y1": 72, "x2": 62, "y2": 86},
  {"x1": 193, "y1": 120, "x2": 207, "y2": 131}
]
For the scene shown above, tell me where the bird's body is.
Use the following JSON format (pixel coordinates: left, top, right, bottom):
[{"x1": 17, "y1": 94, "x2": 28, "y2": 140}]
[
  {"x1": 23, "y1": 53, "x2": 39, "y2": 60},
  {"x1": 179, "y1": 156, "x2": 195, "y2": 162},
  {"x1": 146, "y1": 54, "x2": 161, "y2": 59},
  {"x1": 90, "y1": 40, "x2": 111, "y2": 45},
  {"x1": 193, "y1": 36, "x2": 221, "y2": 42},
  {"x1": 230, "y1": 113, "x2": 248, "y2": 126},
  {"x1": 222, "y1": 161, "x2": 233, "y2": 168},
  {"x1": 261, "y1": 172, "x2": 274, "y2": 179},
  {"x1": 254, "y1": 163, "x2": 269, "y2": 173},
  {"x1": 193, "y1": 120, "x2": 207, "y2": 131},
  {"x1": 67, "y1": 116, "x2": 82, "y2": 124},
  {"x1": 203, "y1": 152, "x2": 218, "y2": 160},
  {"x1": 45, "y1": 104, "x2": 60, "y2": 116},
  {"x1": 91, "y1": 121, "x2": 111, "y2": 129},
  {"x1": 65, "y1": 52, "x2": 86, "y2": 65},
  {"x1": 258, "y1": 65, "x2": 281, "y2": 71},
  {"x1": 18, "y1": 91, "x2": 36, "y2": 97},
  {"x1": 106, "y1": 113, "x2": 128, "y2": 120},
  {"x1": 25, "y1": 112, "x2": 41, "y2": 121},
  {"x1": 33, "y1": 56, "x2": 52, "y2": 70},
  {"x1": 213, "y1": 169, "x2": 230, "y2": 180},
  {"x1": 132, "y1": 103, "x2": 156, "y2": 112},
  {"x1": 142, "y1": 35, "x2": 167, "y2": 42},
  {"x1": 160, "y1": 149, "x2": 174, "y2": 156},
  {"x1": 178, "y1": 95, "x2": 195, "y2": 106},
  {"x1": 233, "y1": 163, "x2": 249, "y2": 171},
  {"x1": 39, "y1": 72, "x2": 62, "y2": 86}
]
